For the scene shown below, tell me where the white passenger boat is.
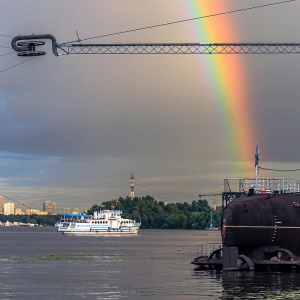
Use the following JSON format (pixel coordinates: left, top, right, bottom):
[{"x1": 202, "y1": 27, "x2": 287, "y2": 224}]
[{"x1": 57, "y1": 210, "x2": 140, "y2": 235}]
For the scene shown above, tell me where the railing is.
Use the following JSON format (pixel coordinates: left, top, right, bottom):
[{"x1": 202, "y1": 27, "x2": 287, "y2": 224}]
[
  {"x1": 224, "y1": 178, "x2": 300, "y2": 194},
  {"x1": 196, "y1": 243, "x2": 222, "y2": 257}
]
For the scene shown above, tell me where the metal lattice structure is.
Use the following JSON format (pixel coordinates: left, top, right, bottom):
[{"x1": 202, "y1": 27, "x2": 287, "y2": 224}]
[
  {"x1": 10, "y1": 35, "x2": 300, "y2": 56},
  {"x1": 59, "y1": 43, "x2": 300, "y2": 55}
]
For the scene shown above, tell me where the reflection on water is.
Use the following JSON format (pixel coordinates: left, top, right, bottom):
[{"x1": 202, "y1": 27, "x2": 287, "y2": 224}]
[
  {"x1": 2, "y1": 227, "x2": 300, "y2": 299},
  {"x1": 193, "y1": 268, "x2": 300, "y2": 300},
  {"x1": 222, "y1": 270, "x2": 300, "y2": 299}
]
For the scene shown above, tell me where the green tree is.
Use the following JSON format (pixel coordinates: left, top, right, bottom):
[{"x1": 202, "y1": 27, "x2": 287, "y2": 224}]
[{"x1": 86, "y1": 195, "x2": 221, "y2": 230}]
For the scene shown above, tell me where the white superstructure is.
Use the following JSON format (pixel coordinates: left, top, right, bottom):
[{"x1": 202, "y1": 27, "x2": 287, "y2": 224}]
[{"x1": 58, "y1": 210, "x2": 140, "y2": 235}]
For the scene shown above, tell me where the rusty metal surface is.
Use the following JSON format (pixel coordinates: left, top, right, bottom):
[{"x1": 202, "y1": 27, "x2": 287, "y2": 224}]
[{"x1": 222, "y1": 194, "x2": 300, "y2": 255}]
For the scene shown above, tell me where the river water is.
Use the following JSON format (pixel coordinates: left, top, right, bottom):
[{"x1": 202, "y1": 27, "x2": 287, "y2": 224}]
[{"x1": 0, "y1": 227, "x2": 300, "y2": 299}]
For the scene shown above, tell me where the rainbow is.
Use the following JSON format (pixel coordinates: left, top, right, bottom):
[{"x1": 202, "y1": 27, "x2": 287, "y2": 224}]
[{"x1": 179, "y1": 1, "x2": 255, "y2": 176}]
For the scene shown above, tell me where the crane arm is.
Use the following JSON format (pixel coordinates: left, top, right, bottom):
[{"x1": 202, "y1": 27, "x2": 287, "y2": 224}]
[
  {"x1": 58, "y1": 43, "x2": 300, "y2": 55},
  {"x1": 11, "y1": 34, "x2": 300, "y2": 56}
]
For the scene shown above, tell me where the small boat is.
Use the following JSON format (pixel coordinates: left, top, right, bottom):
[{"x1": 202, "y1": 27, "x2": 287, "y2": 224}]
[
  {"x1": 57, "y1": 210, "x2": 140, "y2": 235},
  {"x1": 4, "y1": 220, "x2": 11, "y2": 226}
]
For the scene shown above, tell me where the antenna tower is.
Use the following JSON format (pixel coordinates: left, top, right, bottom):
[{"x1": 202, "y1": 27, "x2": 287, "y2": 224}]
[{"x1": 130, "y1": 173, "x2": 135, "y2": 200}]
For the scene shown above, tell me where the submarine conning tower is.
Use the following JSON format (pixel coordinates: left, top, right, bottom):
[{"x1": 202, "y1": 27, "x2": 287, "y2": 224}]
[{"x1": 192, "y1": 177, "x2": 300, "y2": 271}]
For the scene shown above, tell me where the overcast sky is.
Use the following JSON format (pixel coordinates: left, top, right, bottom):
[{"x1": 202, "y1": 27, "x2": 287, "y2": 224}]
[{"x1": 1, "y1": 0, "x2": 300, "y2": 212}]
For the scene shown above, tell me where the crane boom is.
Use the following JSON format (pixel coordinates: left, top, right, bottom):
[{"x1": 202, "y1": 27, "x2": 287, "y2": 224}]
[
  {"x1": 58, "y1": 43, "x2": 300, "y2": 55},
  {"x1": 11, "y1": 34, "x2": 300, "y2": 56}
]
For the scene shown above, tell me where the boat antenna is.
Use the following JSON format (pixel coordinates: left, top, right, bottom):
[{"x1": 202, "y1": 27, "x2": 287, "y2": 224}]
[{"x1": 255, "y1": 143, "x2": 260, "y2": 178}]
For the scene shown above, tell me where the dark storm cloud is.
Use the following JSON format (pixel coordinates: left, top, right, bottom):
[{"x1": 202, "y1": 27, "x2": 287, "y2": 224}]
[{"x1": 1, "y1": 0, "x2": 300, "y2": 210}]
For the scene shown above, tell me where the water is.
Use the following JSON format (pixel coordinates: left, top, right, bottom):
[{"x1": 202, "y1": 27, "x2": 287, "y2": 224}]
[{"x1": 0, "y1": 227, "x2": 300, "y2": 299}]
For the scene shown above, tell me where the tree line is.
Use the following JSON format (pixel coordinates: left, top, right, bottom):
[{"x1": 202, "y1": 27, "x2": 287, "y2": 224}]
[
  {"x1": 0, "y1": 214, "x2": 60, "y2": 226},
  {"x1": 87, "y1": 195, "x2": 222, "y2": 230},
  {"x1": 0, "y1": 195, "x2": 222, "y2": 229}
]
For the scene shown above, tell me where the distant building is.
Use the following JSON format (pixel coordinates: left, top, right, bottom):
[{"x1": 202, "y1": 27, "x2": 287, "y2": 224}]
[
  {"x1": 64, "y1": 208, "x2": 70, "y2": 214},
  {"x1": 26, "y1": 208, "x2": 48, "y2": 216},
  {"x1": 15, "y1": 208, "x2": 25, "y2": 215},
  {"x1": 26, "y1": 208, "x2": 47, "y2": 215},
  {"x1": 4, "y1": 203, "x2": 15, "y2": 215},
  {"x1": 28, "y1": 209, "x2": 39, "y2": 215},
  {"x1": 38, "y1": 211, "x2": 48, "y2": 215},
  {"x1": 72, "y1": 208, "x2": 79, "y2": 214},
  {"x1": 43, "y1": 201, "x2": 56, "y2": 215}
]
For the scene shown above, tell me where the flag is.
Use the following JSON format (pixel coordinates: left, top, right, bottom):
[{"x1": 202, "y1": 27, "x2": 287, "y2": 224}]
[{"x1": 255, "y1": 144, "x2": 260, "y2": 167}]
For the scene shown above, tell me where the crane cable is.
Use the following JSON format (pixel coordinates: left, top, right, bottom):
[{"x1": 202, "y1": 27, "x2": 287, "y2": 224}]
[
  {"x1": 0, "y1": 193, "x2": 33, "y2": 209},
  {"x1": 259, "y1": 166, "x2": 300, "y2": 172},
  {"x1": 65, "y1": 0, "x2": 296, "y2": 44},
  {"x1": 1, "y1": 0, "x2": 297, "y2": 73},
  {"x1": 0, "y1": 56, "x2": 37, "y2": 73}
]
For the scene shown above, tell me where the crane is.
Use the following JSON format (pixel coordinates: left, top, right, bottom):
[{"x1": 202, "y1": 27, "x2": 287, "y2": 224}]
[{"x1": 11, "y1": 34, "x2": 300, "y2": 56}]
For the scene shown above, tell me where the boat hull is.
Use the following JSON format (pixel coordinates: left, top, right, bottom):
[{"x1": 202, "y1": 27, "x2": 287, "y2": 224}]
[
  {"x1": 61, "y1": 228, "x2": 139, "y2": 235},
  {"x1": 58, "y1": 224, "x2": 140, "y2": 235}
]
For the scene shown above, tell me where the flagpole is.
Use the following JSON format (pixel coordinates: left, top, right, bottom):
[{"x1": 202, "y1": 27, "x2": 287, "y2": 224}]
[{"x1": 255, "y1": 143, "x2": 260, "y2": 181}]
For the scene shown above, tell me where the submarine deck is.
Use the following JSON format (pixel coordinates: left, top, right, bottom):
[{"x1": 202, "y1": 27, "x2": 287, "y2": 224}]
[{"x1": 191, "y1": 257, "x2": 300, "y2": 270}]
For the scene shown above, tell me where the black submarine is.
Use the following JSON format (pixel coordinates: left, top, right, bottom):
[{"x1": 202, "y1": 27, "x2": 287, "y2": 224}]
[{"x1": 191, "y1": 177, "x2": 300, "y2": 270}]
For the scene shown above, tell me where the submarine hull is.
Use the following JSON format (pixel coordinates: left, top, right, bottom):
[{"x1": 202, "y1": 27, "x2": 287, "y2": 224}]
[
  {"x1": 192, "y1": 193, "x2": 300, "y2": 270},
  {"x1": 222, "y1": 193, "x2": 300, "y2": 255}
]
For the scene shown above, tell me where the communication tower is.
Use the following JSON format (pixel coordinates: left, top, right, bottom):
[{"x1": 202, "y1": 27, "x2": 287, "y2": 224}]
[
  {"x1": 130, "y1": 173, "x2": 135, "y2": 200},
  {"x1": 213, "y1": 197, "x2": 217, "y2": 210}
]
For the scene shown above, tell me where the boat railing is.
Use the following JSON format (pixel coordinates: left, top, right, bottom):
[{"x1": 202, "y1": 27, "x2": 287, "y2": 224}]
[
  {"x1": 224, "y1": 177, "x2": 300, "y2": 194},
  {"x1": 196, "y1": 243, "x2": 222, "y2": 257}
]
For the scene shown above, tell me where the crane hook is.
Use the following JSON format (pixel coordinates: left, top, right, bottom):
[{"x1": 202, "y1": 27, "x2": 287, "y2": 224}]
[{"x1": 11, "y1": 34, "x2": 59, "y2": 56}]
